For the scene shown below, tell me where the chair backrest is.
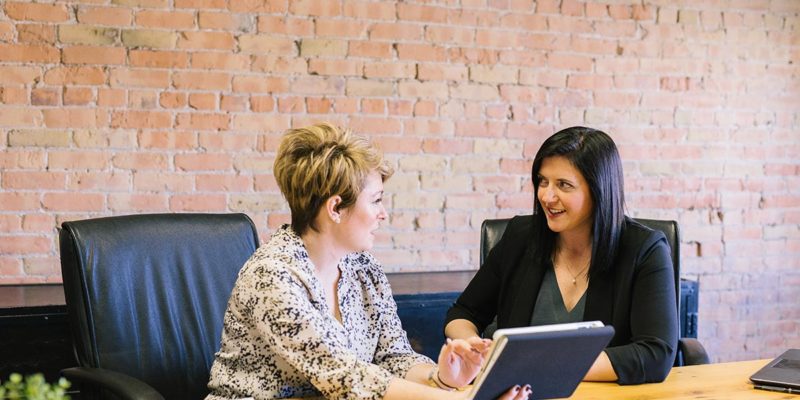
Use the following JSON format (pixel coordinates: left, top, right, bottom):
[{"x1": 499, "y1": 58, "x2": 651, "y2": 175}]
[
  {"x1": 59, "y1": 213, "x2": 259, "y2": 399},
  {"x1": 480, "y1": 216, "x2": 681, "y2": 310}
]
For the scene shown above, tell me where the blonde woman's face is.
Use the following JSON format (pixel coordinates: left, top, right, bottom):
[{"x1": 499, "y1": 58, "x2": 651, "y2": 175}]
[{"x1": 338, "y1": 171, "x2": 387, "y2": 252}]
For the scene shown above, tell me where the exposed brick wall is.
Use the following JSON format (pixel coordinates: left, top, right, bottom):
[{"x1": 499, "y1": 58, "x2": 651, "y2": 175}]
[{"x1": 0, "y1": 1, "x2": 798, "y2": 363}]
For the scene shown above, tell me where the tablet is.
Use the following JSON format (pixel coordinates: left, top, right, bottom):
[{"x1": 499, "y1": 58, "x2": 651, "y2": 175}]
[{"x1": 468, "y1": 321, "x2": 615, "y2": 400}]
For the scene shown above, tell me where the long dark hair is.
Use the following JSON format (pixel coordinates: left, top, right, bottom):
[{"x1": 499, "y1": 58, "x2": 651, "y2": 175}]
[{"x1": 530, "y1": 126, "x2": 625, "y2": 279}]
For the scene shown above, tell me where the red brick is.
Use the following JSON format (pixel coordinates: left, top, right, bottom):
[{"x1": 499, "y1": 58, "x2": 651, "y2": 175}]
[
  {"x1": 369, "y1": 23, "x2": 423, "y2": 41},
  {"x1": 0, "y1": 150, "x2": 46, "y2": 169},
  {"x1": 397, "y1": 3, "x2": 448, "y2": 23},
  {"x1": 250, "y1": 96, "x2": 275, "y2": 112},
  {"x1": 277, "y1": 97, "x2": 304, "y2": 113},
  {"x1": 43, "y1": 66, "x2": 106, "y2": 85},
  {"x1": 308, "y1": 59, "x2": 363, "y2": 76},
  {"x1": 178, "y1": 31, "x2": 236, "y2": 50},
  {"x1": 343, "y1": 1, "x2": 395, "y2": 20},
  {"x1": 111, "y1": 111, "x2": 172, "y2": 129},
  {"x1": 17, "y1": 24, "x2": 56, "y2": 44},
  {"x1": 289, "y1": 0, "x2": 340, "y2": 16},
  {"x1": 414, "y1": 101, "x2": 437, "y2": 116},
  {"x1": 62, "y1": 46, "x2": 126, "y2": 65},
  {"x1": 5, "y1": 2, "x2": 69, "y2": 22},
  {"x1": 251, "y1": 55, "x2": 307, "y2": 74},
  {"x1": 316, "y1": 18, "x2": 368, "y2": 38},
  {"x1": 231, "y1": 114, "x2": 290, "y2": 132},
  {"x1": 306, "y1": 97, "x2": 332, "y2": 113},
  {"x1": 0, "y1": 21, "x2": 13, "y2": 42},
  {"x1": 42, "y1": 193, "x2": 104, "y2": 212},
  {"x1": 22, "y1": 214, "x2": 54, "y2": 233},
  {"x1": 31, "y1": 88, "x2": 60, "y2": 106},
  {"x1": 361, "y1": 98, "x2": 385, "y2": 114},
  {"x1": 128, "y1": 89, "x2": 159, "y2": 108},
  {"x1": 233, "y1": 76, "x2": 289, "y2": 94},
  {"x1": 63, "y1": 87, "x2": 94, "y2": 105},
  {"x1": 256, "y1": 15, "x2": 314, "y2": 35},
  {"x1": 0, "y1": 44, "x2": 59, "y2": 63},
  {"x1": 364, "y1": 62, "x2": 415, "y2": 79},
  {"x1": 138, "y1": 130, "x2": 197, "y2": 149},
  {"x1": 0, "y1": 193, "x2": 40, "y2": 211},
  {"x1": 159, "y1": 92, "x2": 187, "y2": 108},
  {"x1": 175, "y1": 0, "x2": 226, "y2": 8},
  {"x1": 44, "y1": 109, "x2": 106, "y2": 129},
  {"x1": 108, "y1": 193, "x2": 169, "y2": 211},
  {"x1": 130, "y1": 50, "x2": 189, "y2": 68},
  {"x1": 0, "y1": 106, "x2": 42, "y2": 126},
  {"x1": 133, "y1": 172, "x2": 193, "y2": 192},
  {"x1": 221, "y1": 95, "x2": 247, "y2": 111},
  {"x1": 188, "y1": 93, "x2": 217, "y2": 110},
  {"x1": 68, "y1": 171, "x2": 131, "y2": 191},
  {"x1": 98, "y1": 88, "x2": 126, "y2": 107},
  {"x1": 191, "y1": 52, "x2": 250, "y2": 70},
  {"x1": 169, "y1": 194, "x2": 227, "y2": 212},
  {"x1": 48, "y1": 151, "x2": 109, "y2": 169},
  {"x1": 406, "y1": 119, "x2": 456, "y2": 137},
  {"x1": 418, "y1": 64, "x2": 469, "y2": 82},
  {"x1": 173, "y1": 71, "x2": 231, "y2": 90},
  {"x1": 199, "y1": 11, "x2": 248, "y2": 30},
  {"x1": 135, "y1": 10, "x2": 196, "y2": 29},
  {"x1": 112, "y1": 152, "x2": 169, "y2": 170},
  {"x1": 78, "y1": 6, "x2": 133, "y2": 25},
  {"x1": 388, "y1": 100, "x2": 414, "y2": 116},
  {"x1": 199, "y1": 132, "x2": 257, "y2": 151},
  {"x1": 425, "y1": 26, "x2": 475, "y2": 45},
  {"x1": 348, "y1": 41, "x2": 392, "y2": 58},
  {"x1": 110, "y1": 68, "x2": 170, "y2": 88},
  {"x1": 0, "y1": 236, "x2": 52, "y2": 254},
  {"x1": 371, "y1": 136, "x2": 421, "y2": 153},
  {"x1": 3, "y1": 171, "x2": 66, "y2": 190},
  {"x1": 196, "y1": 174, "x2": 252, "y2": 191},
  {"x1": 175, "y1": 113, "x2": 229, "y2": 131},
  {"x1": 228, "y1": 0, "x2": 287, "y2": 13}
]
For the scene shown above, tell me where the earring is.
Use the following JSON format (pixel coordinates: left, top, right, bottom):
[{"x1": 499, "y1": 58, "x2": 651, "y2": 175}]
[{"x1": 334, "y1": 217, "x2": 340, "y2": 224}]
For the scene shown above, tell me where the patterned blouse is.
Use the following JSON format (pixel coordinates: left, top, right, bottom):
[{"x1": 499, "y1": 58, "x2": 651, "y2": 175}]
[{"x1": 206, "y1": 225, "x2": 433, "y2": 400}]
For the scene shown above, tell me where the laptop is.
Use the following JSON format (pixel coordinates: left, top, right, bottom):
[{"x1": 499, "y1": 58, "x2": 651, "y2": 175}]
[
  {"x1": 749, "y1": 349, "x2": 800, "y2": 394},
  {"x1": 469, "y1": 321, "x2": 615, "y2": 400}
]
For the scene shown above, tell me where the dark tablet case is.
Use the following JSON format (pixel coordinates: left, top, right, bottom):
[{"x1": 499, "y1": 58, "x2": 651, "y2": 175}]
[{"x1": 471, "y1": 325, "x2": 615, "y2": 400}]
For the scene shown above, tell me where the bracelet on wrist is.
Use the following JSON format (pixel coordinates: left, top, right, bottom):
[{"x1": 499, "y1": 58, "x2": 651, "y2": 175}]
[{"x1": 427, "y1": 366, "x2": 456, "y2": 391}]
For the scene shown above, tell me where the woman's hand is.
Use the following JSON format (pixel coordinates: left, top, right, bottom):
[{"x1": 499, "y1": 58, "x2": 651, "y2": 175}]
[
  {"x1": 445, "y1": 384, "x2": 532, "y2": 400},
  {"x1": 437, "y1": 337, "x2": 493, "y2": 388},
  {"x1": 496, "y1": 384, "x2": 532, "y2": 400}
]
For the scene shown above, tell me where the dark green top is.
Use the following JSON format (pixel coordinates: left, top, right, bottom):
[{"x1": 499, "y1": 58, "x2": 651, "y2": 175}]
[{"x1": 530, "y1": 265, "x2": 586, "y2": 325}]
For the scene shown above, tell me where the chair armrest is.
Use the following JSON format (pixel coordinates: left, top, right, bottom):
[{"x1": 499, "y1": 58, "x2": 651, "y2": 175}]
[
  {"x1": 61, "y1": 367, "x2": 165, "y2": 400},
  {"x1": 678, "y1": 338, "x2": 710, "y2": 365}
]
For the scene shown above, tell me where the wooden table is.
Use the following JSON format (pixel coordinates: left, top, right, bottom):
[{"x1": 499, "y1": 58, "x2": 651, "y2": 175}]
[{"x1": 565, "y1": 359, "x2": 793, "y2": 399}]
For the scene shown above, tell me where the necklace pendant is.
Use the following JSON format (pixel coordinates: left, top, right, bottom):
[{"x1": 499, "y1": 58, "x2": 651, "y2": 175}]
[{"x1": 572, "y1": 278, "x2": 577, "y2": 285}]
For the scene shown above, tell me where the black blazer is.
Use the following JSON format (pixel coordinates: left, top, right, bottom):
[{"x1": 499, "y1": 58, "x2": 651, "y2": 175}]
[{"x1": 446, "y1": 215, "x2": 679, "y2": 384}]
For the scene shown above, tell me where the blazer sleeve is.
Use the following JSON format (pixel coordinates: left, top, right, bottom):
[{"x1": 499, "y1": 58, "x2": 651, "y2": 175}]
[{"x1": 605, "y1": 236, "x2": 679, "y2": 384}]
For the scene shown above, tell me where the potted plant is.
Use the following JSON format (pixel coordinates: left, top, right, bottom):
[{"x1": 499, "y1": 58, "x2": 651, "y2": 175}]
[{"x1": 0, "y1": 373, "x2": 71, "y2": 400}]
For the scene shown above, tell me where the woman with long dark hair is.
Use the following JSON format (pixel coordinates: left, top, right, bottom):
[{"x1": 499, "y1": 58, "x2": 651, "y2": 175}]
[{"x1": 445, "y1": 126, "x2": 679, "y2": 384}]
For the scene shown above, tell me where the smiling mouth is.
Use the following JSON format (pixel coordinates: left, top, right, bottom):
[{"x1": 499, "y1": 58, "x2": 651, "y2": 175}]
[{"x1": 547, "y1": 208, "x2": 565, "y2": 216}]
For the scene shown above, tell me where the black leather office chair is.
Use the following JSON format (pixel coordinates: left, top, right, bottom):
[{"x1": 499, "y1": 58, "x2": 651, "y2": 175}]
[
  {"x1": 480, "y1": 216, "x2": 710, "y2": 366},
  {"x1": 59, "y1": 213, "x2": 259, "y2": 400}
]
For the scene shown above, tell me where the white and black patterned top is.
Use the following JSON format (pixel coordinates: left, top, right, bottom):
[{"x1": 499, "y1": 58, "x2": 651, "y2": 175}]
[{"x1": 206, "y1": 225, "x2": 433, "y2": 400}]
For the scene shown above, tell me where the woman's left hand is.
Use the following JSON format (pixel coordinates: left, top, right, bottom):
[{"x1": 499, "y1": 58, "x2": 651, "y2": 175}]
[{"x1": 437, "y1": 336, "x2": 493, "y2": 388}]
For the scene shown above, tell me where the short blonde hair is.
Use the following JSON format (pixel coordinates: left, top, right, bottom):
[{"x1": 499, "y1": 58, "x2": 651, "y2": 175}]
[{"x1": 274, "y1": 122, "x2": 393, "y2": 235}]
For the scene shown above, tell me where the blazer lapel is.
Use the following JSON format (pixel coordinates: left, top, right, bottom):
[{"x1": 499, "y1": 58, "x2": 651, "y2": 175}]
[{"x1": 584, "y1": 269, "x2": 614, "y2": 325}]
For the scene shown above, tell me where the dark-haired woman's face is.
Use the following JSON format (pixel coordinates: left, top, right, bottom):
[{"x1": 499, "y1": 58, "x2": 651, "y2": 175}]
[{"x1": 536, "y1": 156, "x2": 594, "y2": 238}]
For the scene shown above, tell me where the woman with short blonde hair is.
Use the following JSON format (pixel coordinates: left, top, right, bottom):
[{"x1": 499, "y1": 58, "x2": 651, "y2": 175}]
[{"x1": 207, "y1": 122, "x2": 531, "y2": 400}]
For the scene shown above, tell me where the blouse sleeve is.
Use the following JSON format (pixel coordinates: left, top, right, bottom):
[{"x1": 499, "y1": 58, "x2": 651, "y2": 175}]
[
  {"x1": 234, "y1": 260, "x2": 394, "y2": 400},
  {"x1": 368, "y1": 265, "x2": 435, "y2": 376},
  {"x1": 605, "y1": 236, "x2": 679, "y2": 384}
]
